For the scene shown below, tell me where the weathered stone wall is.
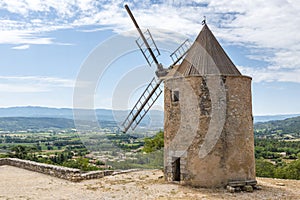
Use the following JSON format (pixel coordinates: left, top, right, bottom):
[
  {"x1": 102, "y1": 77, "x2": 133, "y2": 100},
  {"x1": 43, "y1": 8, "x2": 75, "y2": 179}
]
[
  {"x1": 164, "y1": 75, "x2": 256, "y2": 188},
  {"x1": 0, "y1": 158, "x2": 113, "y2": 181},
  {"x1": 0, "y1": 158, "x2": 8, "y2": 166}
]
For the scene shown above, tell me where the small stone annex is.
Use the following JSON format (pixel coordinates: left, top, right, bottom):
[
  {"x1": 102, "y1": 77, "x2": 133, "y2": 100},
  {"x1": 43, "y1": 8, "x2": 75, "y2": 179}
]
[{"x1": 163, "y1": 24, "x2": 257, "y2": 188}]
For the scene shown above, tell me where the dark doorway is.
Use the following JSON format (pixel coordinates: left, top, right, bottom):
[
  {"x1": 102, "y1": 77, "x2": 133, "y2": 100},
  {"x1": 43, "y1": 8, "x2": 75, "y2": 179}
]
[{"x1": 172, "y1": 157, "x2": 180, "y2": 181}]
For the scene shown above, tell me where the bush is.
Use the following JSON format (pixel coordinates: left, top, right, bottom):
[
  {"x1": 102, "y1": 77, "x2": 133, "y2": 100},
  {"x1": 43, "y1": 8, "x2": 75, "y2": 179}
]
[
  {"x1": 256, "y1": 159, "x2": 276, "y2": 178},
  {"x1": 62, "y1": 157, "x2": 100, "y2": 171},
  {"x1": 275, "y1": 159, "x2": 300, "y2": 180},
  {"x1": 143, "y1": 131, "x2": 164, "y2": 153},
  {"x1": 256, "y1": 158, "x2": 300, "y2": 180}
]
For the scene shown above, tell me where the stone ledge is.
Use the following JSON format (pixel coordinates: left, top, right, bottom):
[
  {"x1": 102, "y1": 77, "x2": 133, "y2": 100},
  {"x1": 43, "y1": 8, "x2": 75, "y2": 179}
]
[
  {"x1": 228, "y1": 180, "x2": 257, "y2": 187},
  {"x1": 227, "y1": 179, "x2": 258, "y2": 193}
]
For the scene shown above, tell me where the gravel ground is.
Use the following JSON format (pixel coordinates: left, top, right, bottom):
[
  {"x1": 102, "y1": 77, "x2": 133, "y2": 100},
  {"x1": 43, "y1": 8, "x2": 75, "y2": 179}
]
[{"x1": 0, "y1": 165, "x2": 299, "y2": 200}]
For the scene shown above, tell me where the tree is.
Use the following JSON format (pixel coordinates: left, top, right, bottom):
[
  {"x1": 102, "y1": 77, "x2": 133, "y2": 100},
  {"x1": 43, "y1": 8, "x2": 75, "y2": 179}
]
[
  {"x1": 275, "y1": 159, "x2": 300, "y2": 180},
  {"x1": 62, "y1": 157, "x2": 99, "y2": 171},
  {"x1": 10, "y1": 145, "x2": 27, "y2": 159},
  {"x1": 143, "y1": 131, "x2": 164, "y2": 153},
  {"x1": 256, "y1": 159, "x2": 275, "y2": 178},
  {"x1": 47, "y1": 145, "x2": 53, "y2": 150}
]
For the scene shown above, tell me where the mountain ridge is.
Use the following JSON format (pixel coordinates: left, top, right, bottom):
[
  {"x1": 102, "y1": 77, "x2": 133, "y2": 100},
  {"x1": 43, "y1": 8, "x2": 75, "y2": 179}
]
[
  {"x1": 0, "y1": 117, "x2": 75, "y2": 131},
  {"x1": 0, "y1": 106, "x2": 299, "y2": 124}
]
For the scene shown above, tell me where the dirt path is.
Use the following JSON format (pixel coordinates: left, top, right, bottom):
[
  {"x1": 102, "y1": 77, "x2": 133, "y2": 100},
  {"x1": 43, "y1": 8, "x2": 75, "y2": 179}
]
[{"x1": 0, "y1": 165, "x2": 299, "y2": 200}]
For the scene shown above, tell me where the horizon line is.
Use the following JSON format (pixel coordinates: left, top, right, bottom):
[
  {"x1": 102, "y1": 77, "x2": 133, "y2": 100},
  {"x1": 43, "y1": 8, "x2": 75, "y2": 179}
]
[{"x1": 0, "y1": 105, "x2": 299, "y2": 116}]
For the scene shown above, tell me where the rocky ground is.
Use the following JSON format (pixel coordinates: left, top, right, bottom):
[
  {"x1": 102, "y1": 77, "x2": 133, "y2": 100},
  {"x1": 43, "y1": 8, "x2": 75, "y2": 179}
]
[{"x1": 0, "y1": 165, "x2": 300, "y2": 200}]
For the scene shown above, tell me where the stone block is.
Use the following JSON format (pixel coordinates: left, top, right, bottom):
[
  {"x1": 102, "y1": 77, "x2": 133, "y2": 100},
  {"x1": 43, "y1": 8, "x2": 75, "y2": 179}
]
[
  {"x1": 226, "y1": 185, "x2": 235, "y2": 193},
  {"x1": 242, "y1": 185, "x2": 254, "y2": 192}
]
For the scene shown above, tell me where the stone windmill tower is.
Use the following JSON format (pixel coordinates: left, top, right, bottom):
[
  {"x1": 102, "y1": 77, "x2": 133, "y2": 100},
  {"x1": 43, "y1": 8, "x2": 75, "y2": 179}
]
[
  {"x1": 163, "y1": 24, "x2": 256, "y2": 187},
  {"x1": 122, "y1": 5, "x2": 256, "y2": 188}
]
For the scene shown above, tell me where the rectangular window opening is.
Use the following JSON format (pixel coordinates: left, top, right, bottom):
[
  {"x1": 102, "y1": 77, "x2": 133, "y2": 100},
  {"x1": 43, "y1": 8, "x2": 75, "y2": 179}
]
[{"x1": 172, "y1": 90, "x2": 179, "y2": 102}]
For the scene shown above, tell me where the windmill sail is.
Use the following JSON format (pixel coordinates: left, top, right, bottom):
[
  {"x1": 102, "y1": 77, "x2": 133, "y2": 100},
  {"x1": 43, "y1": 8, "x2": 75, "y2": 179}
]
[
  {"x1": 125, "y1": 4, "x2": 163, "y2": 72},
  {"x1": 169, "y1": 39, "x2": 191, "y2": 68},
  {"x1": 136, "y1": 29, "x2": 161, "y2": 67},
  {"x1": 122, "y1": 78, "x2": 162, "y2": 133},
  {"x1": 121, "y1": 5, "x2": 167, "y2": 133}
]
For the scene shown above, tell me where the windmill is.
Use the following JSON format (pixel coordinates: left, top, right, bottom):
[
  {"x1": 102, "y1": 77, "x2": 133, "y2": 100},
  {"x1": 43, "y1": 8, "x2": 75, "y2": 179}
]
[
  {"x1": 121, "y1": 4, "x2": 191, "y2": 133},
  {"x1": 121, "y1": 4, "x2": 256, "y2": 188}
]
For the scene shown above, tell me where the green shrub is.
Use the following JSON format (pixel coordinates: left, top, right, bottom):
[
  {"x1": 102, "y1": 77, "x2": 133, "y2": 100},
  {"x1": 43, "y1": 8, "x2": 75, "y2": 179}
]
[
  {"x1": 143, "y1": 131, "x2": 164, "y2": 153},
  {"x1": 256, "y1": 159, "x2": 276, "y2": 178}
]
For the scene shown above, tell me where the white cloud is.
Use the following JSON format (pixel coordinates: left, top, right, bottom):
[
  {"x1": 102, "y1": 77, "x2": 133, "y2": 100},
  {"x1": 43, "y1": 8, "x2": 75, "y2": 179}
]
[
  {"x1": 0, "y1": 29, "x2": 53, "y2": 45},
  {"x1": 0, "y1": 0, "x2": 300, "y2": 83},
  {"x1": 12, "y1": 44, "x2": 30, "y2": 50},
  {"x1": 0, "y1": 83, "x2": 46, "y2": 92},
  {"x1": 239, "y1": 66, "x2": 300, "y2": 83},
  {"x1": 0, "y1": 76, "x2": 74, "y2": 93},
  {"x1": 212, "y1": 0, "x2": 300, "y2": 69}
]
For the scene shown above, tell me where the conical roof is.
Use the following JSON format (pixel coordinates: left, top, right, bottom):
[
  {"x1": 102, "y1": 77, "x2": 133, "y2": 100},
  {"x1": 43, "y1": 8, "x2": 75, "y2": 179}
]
[{"x1": 176, "y1": 24, "x2": 241, "y2": 76}]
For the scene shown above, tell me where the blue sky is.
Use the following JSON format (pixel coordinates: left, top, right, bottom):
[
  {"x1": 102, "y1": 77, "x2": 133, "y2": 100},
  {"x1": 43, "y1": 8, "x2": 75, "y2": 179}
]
[{"x1": 0, "y1": 0, "x2": 299, "y2": 115}]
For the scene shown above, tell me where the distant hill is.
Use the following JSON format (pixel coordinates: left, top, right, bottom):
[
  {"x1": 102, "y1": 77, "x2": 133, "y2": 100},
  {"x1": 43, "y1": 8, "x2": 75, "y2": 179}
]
[
  {"x1": 0, "y1": 106, "x2": 299, "y2": 121},
  {"x1": 0, "y1": 107, "x2": 299, "y2": 135},
  {"x1": 254, "y1": 116, "x2": 300, "y2": 138},
  {"x1": 0, "y1": 107, "x2": 299, "y2": 131},
  {"x1": 0, "y1": 117, "x2": 75, "y2": 132},
  {"x1": 254, "y1": 114, "x2": 300, "y2": 123},
  {"x1": 0, "y1": 106, "x2": 163, "y2": 122},
  {"x1": 0, "y1": 106, "x2": 88, "y2": 119},
  {"x1": 0, "y1": 107, "x2": 164, "y2": 131}
]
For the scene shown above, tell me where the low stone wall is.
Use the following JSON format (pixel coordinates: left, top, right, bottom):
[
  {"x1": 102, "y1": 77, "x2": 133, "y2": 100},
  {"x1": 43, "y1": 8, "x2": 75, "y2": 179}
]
[
  {"x1": 80, "y1": 170, "x2": 114, "y2": 180},
  {"x1": 0, "y1": 158, "x2": 114, "y2": 182},
  {"x1": 0, "y1": 158, "x2": 8, "y2": 166}
]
